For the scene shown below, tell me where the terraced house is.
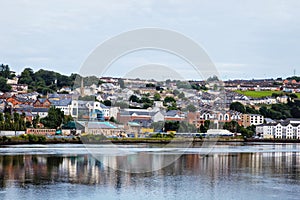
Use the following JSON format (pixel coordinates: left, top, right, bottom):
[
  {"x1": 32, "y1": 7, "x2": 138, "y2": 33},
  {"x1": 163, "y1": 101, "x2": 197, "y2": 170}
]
[{"x1": 256, "y1": 119, "x2": 300, "y2": 139}]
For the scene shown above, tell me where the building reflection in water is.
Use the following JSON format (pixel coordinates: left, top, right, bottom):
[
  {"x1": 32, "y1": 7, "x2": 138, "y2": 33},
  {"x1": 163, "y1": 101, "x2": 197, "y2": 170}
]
[{"x1": 1, "y1": 147, "x2": 300, "y2": 190}]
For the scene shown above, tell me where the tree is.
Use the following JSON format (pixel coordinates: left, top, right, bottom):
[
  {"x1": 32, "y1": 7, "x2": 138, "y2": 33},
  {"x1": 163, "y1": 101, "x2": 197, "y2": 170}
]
[
  {"x1": 109, "y1": 117, "x2": 117, "y2": 123},
  {"x1": 200, "y1": 120, "x2": 210, "y2": 133},
  {"x1": 143, "y1": 103, "x2": 152, "y2": 109},
  {"x1": 167, "y1": 102, "x2": 178, "y2": 111},
  {"x1": 223, "y1": 121, "x2": 239, "y2": 133},
  {"x1": 129, "y1": 95, "x2": 140, "y2": 103},
  {"x1": 4, "y1": 112, "x2": 12, "y2": 130},
  {"x1": 40, "y1": 107, "x2": 64, "y2": 129},
  {"x1": 0, "y1": 113, "x2": 3, "y2": 122},
  {"x1": 150, "y1": 121, "x2": 165, "y2": 132},
  {"x1": 230, "y1": 102, "x2": 246, "y2": 113},
  {"x1": 204, "y1": 120, "x2": 210, "y2": 129},
  {"x1": 164, "y1": 121, "x2": 180, "y2": 132},
  {"x1": 13, "y1": 112, "x2": 21, "y2": 131},
  {"x1": 291, "y1": 106, "x2": 300, "y2": 118},
  {"x1": 140, "y1": 96, "x2": 152, "y2": 104},
  {"x1": 18, "y1": 68, "x2": 34, "y2": 85},
  {"x1": 245, "y1": 106, "x2": 259, "y2": 114},
  {"x1": 207, "y1": 75, "x2": 219, "y2": 82},
  {"x1": 0, "y1": 112, "x2": 4, "y2": 130},
  {"x1": 178, "y1": 121, "x2": 197, "y2": 133},
  {"x1": 176, "y1": 81, "x2": 191, "y2": 89},
  {"x1": 103, "y1": 100, "x2": 112, "y2": 106},
  {"x1": 0, "y1": 64, "x2": 14, "y2": 79},
  {"x1": 146, "y1": 83, "x2": 155, "y2": 87},
  {"x1": 0, "y1": 77, "x2": 11, "y2": 92},
  {"x1": 178, "y1": 92, "x2": 185, "y2": 99},
  {"x1": 173, "y1": 89, "x2": 180, "y2": 96},
  {"x1": 186, "y1": 104, "x2": 197, "y2": 112},
  {"x1": 63, "y1": 115, "x2": 73, "y2": 124},
  {"x1": 154, "y1": 93, "x2": 161, "y2": 101},
  {"x1": 32, "y1": 115, "x2": 40, "y2": 128},
  {"x1": 289, "y1": 93, "x2": 298, "y2": 99},
  {"x1": 199, "y1": 124, "x2": 207, "y2": 133},
  {"x1": 163, "y1": 96, "x2": 176, "y2": 105}
]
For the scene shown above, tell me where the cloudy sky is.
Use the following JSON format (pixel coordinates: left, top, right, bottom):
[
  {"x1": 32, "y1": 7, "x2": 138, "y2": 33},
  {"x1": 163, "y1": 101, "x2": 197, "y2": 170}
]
[{"x1": 1, "y1": 0, "x2": 300, "y2": 80}]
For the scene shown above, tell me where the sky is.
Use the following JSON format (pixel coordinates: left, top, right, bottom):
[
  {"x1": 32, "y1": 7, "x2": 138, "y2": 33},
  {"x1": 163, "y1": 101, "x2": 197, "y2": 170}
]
[{"x1": 1, "y1": 0, "x2": 300, "y2": 80}]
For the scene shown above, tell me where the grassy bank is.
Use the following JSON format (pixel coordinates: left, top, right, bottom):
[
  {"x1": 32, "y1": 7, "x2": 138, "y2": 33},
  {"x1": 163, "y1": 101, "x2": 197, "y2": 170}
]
[
  {"x1": 235, "y1": 90, "x2": 300, "y2": 98},
  {"x1": 0, "y1": 134, "x2": 81, "y2": 145},
  {"x1": 0, "y1": 135, "x2": 245, "y2": 145},
  {"x1": 2, "y1": 135, "x2": 300, "y2": 145}
]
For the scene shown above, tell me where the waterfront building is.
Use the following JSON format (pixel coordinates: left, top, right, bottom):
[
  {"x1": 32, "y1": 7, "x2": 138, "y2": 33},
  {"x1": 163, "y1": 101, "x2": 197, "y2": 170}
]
[{"x1": 256, "y1": 118, "x2": 300, "y2": 139}]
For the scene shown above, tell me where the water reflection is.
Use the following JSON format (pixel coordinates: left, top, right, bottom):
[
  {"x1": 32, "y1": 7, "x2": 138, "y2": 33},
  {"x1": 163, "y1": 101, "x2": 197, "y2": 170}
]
[
  {"x1": 0, "y1": 145, "x2": 300, "y2": 199},
  {"x1": 1, "y1": 148, "x2": 300, "y2": 188}
]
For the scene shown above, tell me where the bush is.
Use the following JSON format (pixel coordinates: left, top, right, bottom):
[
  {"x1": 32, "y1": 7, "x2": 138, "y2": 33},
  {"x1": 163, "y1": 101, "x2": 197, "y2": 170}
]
[{"x1": 27, "y1": 134, "x2": 46, "y2": 143}]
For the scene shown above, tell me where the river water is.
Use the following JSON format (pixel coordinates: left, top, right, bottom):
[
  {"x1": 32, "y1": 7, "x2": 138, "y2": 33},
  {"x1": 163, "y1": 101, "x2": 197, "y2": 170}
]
[{"x1": 0, "y1": 143, "x2": 300, "y2": 200}]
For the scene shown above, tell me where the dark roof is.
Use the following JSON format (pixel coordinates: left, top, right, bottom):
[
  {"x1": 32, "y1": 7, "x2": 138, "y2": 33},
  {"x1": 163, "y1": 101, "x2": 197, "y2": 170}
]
[
  {"x1": 37, "y1": 98, "x2": 48, "y2": 103},
  {"x1": 50, "y1": 99, "x2": 72, "y2": 106},
  {"x1": 32, "y1": 107, "x2": 49, "y2": 112},
  {"x1": 14, "y1": 105, "x2": 34, "y2": 112},
  {"x1": 48, "y1": 93, "x2": 60, "y2": 99},
  {"x1": 120, "y1": 110, "x2": 152, "y2": 116},
  {"x1": 290, "y1": 123, "x2": 300, "y2": 127},
  {"x1": 165, "y1": 110, "x2": 180, "y2": 117}
]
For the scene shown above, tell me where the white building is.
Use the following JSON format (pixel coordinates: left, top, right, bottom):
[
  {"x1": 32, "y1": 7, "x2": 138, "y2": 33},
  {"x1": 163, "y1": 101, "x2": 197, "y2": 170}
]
[
  {"x1": 71, "y1": 100, "x2": 110, "y2": 119},
  {"x1": 241, "y1": 114, "x2": 264, "y2": 127},
  {"x1": 256, "y1": 119, "x2": 300, "y2": 139}
]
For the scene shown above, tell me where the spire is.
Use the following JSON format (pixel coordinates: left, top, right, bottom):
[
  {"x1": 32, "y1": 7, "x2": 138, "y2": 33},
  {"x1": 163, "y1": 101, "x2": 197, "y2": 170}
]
[{"x1": 80, "y1": 77, "x2": 85, "y2": 96}]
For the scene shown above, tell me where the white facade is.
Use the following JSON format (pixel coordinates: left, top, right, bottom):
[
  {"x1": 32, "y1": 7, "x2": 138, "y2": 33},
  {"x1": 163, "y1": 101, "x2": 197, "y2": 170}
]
[
  {"x1": 256, "y1": 119, "x2": 300, "y2": 139},
  {"x1": 71, "y1": 100, "x2": 110, "y2": 119}
]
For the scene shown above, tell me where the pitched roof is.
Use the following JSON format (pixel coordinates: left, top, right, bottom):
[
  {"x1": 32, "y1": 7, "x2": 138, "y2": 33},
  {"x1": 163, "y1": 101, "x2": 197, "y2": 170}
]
[
  {"x1": 165, "y1": 110, "x2": 180, "y2": 117},
  {"x1": 83, "y1": 121, "x2": 118, "y2": 129},
  {"x1": 50, "y1": 99, "x2": 72, "y2": 106},
  {"x1": 37, "y1": 98, "x2": 48, "y2": 103},
  {"x1": 48, "y1": 93, "x2": 60, "y2": 99}
]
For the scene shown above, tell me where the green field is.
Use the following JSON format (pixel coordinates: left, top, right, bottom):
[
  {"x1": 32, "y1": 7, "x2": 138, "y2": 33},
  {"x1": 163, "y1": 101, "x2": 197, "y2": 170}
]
[{"x1": 234, "y1": 90, "x2": 300, "y2": 98}]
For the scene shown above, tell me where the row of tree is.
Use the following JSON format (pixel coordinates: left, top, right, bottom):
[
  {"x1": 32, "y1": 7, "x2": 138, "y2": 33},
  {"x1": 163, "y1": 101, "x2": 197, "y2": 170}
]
[
  {"x1": 0, "y1": 112, "x2": 26, "y2": 131},
  {"x1": 151, "y1": 121, "x2": 199, "y2": 133},
  {"x1": 230, "y1": 99, "x2": 300, "y2": 119},
  {"x1": 0, "y1": 64, "x2": 14, "y2": 92},
  {"x1": 223, "y1": 121, "x2": 256, "y2": 138},
  {"x1": 0, "y1": 107, "x2": 73, "y2": 131},
  {"x1": 0, "y1": 64, "x2": 104, "y2": 94}
]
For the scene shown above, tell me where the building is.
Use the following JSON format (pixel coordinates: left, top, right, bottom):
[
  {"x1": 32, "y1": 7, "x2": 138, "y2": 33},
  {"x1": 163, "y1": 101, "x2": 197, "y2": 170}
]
[
  {"x1": 164, "y1": 110, "x2": 185, "y2": 121},
  {"x1": 50, "y1": 99, "x2": 72, "y2": 116},
  {"x1": 78, "y1": 121, "x2": 123, "y2": 136},
  {"x1": 71, "y1": 100, "x2": 110, "y2": 120},
  {"x1": 256, "y1": 119, "x2": 300, "y2": 139},
  {"x1": 241, "y1": 114, "x2": 264, "y2": 127},
  {"x1": 186, "y1": 111, "x2": 242, "y2": 129},
  {"x1": 33, "y1": 98, "x2": 51, "y2": 108},
  {"x1": 32, "y1": 107, "x2": 49, "y2": 118}
]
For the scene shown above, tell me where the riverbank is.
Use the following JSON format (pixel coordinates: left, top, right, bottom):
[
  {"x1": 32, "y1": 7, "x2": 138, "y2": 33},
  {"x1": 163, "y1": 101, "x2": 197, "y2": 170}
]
[{"x1": 2, "y1": 135, "x2": 300, "y2": 145}]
